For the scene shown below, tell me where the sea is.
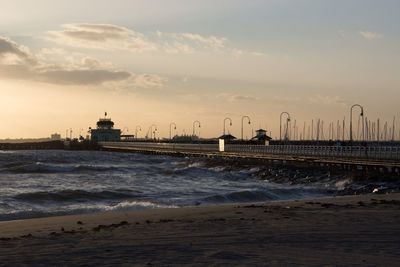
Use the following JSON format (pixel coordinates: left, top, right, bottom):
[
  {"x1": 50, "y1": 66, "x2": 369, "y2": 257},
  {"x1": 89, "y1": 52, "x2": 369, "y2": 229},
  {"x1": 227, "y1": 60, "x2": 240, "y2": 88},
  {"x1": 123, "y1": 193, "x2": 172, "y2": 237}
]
[{"x1": 0, "y1": 150, "x2": 398, "y2": 221}]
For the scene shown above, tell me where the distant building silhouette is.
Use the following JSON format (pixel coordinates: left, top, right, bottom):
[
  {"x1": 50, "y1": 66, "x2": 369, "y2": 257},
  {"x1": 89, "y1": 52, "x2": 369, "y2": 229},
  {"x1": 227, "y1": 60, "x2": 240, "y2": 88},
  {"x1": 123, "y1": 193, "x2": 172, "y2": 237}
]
[
  {"x1": 251, "y1": 129, "x2": 272, "y2": 141},
  {"x1": 90, "y1": 113, "x2": 121, "y2": 142},
  {"x1": 172, "y1": 134, "x2": 199, "y2": 142},
  {"x1": 50, "y1": 133, "x2": 61, "y2": 140},
  {"x1": 251, "y1": 129, "x2": 272, "y2": 146}
]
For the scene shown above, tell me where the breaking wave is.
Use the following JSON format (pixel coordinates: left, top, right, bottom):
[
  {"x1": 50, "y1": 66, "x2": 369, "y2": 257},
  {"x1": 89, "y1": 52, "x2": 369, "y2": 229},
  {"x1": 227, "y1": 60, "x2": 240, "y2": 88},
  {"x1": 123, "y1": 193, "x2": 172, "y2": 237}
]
[
  {"x1": 13, "y1": 189, "x2": 139, "y2": 203},
  {"x1": 199, "y1": 187, "x2": 324, "y2": 204},
  {"x1": 0, "y1": 200, "x2": 177, "y2": 221},
  {"x1": 0, "y1": 162, "x2": 125, "y2": 174}
]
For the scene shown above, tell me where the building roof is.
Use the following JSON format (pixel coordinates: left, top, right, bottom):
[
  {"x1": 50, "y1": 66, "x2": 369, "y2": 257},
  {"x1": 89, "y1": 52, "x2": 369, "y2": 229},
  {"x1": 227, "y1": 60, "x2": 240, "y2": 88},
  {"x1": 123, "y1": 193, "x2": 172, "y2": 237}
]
[
  {"x1": 218, "y1": 134, "x2": 237, "y2": 140},
  {"x1": 97, "y1": 118, "x2": 114, "y2": 129},
  {"x1": 252, "y1": 129, "x2": 272, "y2": 141}
]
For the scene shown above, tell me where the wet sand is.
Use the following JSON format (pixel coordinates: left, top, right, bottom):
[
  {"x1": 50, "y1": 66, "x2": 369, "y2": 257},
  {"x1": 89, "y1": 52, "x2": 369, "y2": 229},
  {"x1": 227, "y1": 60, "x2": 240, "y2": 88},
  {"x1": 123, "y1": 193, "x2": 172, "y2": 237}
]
[{"x1": 1, "y1": 193, "x2": 400, "y2": 266}]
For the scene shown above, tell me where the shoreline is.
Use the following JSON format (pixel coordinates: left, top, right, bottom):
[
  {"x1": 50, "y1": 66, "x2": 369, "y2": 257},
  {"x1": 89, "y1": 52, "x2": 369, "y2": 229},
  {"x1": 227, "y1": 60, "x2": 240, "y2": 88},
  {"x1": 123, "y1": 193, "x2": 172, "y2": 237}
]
[{"x1": 1, "y1": 193, "x2": 400, "y2": 266}]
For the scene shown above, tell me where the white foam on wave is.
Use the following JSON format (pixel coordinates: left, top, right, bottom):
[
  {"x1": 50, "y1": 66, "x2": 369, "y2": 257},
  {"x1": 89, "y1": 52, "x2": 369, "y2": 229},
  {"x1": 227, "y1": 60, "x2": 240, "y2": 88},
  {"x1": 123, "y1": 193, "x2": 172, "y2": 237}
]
[
  {"x1": 0, "y1": 151, "x2": 15, "y2": 154},
  {"x1": 248, "y1": 167, "x2": 261, "y2": 173},
  {"x1": 209, "y1": 166, "x2": 226, "y2": 172},
  {"x1": 187, "y1": 162, "x2": 204, "y2": 168},
  {"x1": 0, "y1": 201, "x2": 179, "y2": 220},
  {"x1": 104, "y1": 200, "x2": 179, "y2": 211},
  {"x1": 335, "y1": 178, "x2": 352, "y2": 190}
]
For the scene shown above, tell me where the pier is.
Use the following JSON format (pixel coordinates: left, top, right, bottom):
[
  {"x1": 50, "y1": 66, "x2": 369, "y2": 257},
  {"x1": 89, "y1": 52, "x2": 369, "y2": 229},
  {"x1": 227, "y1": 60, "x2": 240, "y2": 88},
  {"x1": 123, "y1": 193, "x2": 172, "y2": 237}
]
[
  {"x1": 100, "y1": 142, "x2": 400, "y2": 172},
  {"x1": 0, "y1": 141, "x2": 64, "y2": 150}
]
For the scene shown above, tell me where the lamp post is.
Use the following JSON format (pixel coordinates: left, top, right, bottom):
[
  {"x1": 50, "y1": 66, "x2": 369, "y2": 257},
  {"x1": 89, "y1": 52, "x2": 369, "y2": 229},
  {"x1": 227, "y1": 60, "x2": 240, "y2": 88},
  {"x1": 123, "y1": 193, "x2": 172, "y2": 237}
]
[
  {"x1": 169, "y1": 122, "x2": 177, "y2": 140},
  {"x1": 151, "y1": 124, "x2": 158, "y2": 140},
  {"x1": 223, "y1": 117, "x2": 233, "y2": 135},
  {"x1": 79, "y1": 128, "x2": 84, "y2": 140},
  {"x1": 280, "y1": 112, "x2": 291, "y2": 141},
  {"x1": 350, "y1": 104, "x2": 364, "y2": 142},
  {"x1": 146, "y1": 125, "x2": 156, "y2": 139},
  {"x1": 241, "y1": 115, "x2": 251, "y2": 140},
  {"x1": 135, "y1": 126, "x2": 141, "y2": 139},
  {"x1": 192, "y1": 120, "x2": 201, "y2": 137}
]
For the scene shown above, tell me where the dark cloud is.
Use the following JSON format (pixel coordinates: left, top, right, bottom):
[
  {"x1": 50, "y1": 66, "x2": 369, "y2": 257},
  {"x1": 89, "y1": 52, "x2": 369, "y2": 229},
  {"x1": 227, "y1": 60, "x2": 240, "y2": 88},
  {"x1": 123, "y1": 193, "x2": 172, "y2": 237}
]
[
  {"x1": 0, "y1": 36, "x2": 132, "y2": 86},
  {"x1": 0, "y1": 37, "x2": 36, "y2": 65},
  {"x1": 0, "y1": 64, "x2": 131, "y2": 86},
  {"x1": 0, "y1": 35, "x2": 171, "y2": 88},
  {"x1": 39, "y1": 69, "x2": 131, "y2": 85}
]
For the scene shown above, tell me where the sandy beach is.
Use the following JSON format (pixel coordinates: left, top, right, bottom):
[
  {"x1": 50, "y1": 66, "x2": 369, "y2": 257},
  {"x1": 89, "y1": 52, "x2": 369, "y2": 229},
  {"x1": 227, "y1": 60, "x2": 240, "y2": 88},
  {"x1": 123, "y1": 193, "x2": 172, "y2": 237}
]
[{"x1": 0, "y1": 193, "x2": 399, "y2": 266}]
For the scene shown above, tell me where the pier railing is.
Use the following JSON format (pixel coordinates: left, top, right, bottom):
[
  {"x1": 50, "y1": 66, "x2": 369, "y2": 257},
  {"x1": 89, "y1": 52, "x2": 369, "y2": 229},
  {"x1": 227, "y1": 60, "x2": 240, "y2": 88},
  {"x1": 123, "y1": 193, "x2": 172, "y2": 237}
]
[
  {"x1": 100, "y1": 142, "x2": 400, "y2": 162},
  {"x1": 224, "y1": 145, "x2": 400, "y2": 161},
  {"x1": 101, "y1": 142, "x2": 218, "y2": 152}
]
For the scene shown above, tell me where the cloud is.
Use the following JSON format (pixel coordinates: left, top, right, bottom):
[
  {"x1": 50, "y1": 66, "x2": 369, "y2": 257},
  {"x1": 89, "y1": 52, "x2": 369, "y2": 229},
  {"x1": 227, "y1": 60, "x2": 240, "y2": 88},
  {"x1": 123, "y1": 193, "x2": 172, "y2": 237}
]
[
  {"x1": 0, "y1": 62, "x2": 131, "y2": 86},
  {"x1": 272, "y1": 96, "x2": 301, "y2": 103},
  {"x1": 163, "y1": 42, "x2": 194, "y2": 54},
  {"x1": 229, "y1": 95, "x2": 258, "y2": 102},
  {"x1": 0, "y1": 36, "x2": 37, "y2": 65},
  {"x1": 359, "y1": 31, "x2": 383, "y2": 40},
  {"x1": 308, "y1": 94, "x2": 347, "y2": 106},
  {"x1": 250, "y1": 51, "x2": 267, "y2": 57},
  {"x1": 39, "y1": 69, "x2": 131, "y2": 85},
  {"x1": 161, "y1": 32, "x2": 263, "y2": 57},
  {"x1": 0, "y1": 36, "x2": 166, "y2": 88},
  {"x1": 179, "y1": 33, "x2": 227, "y2": 50},
  {"x1": 217, "y1": 93, "x2": 259, "y2": 102},
  {"x1": 47, "y1": 23, "x2": 265, "y2": 57},
  {"x1": 132, "y1": 74, "x2": 167, "y2": 89},
  {"x1": 47, "y1": 23, "x2": 157, "y2": 52}
]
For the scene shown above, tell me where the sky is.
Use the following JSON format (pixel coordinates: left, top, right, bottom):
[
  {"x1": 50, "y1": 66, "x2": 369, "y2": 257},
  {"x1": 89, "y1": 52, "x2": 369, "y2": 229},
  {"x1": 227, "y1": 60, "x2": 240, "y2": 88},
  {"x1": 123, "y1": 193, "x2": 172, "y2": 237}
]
[{"x1": 0, "y1": 0, "x2": 399, "y2": 139}]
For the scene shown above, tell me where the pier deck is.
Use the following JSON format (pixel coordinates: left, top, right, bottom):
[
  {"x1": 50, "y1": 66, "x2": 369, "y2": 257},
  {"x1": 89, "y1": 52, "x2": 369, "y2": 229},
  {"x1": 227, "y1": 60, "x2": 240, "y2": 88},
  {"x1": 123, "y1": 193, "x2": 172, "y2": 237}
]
[{"x1": 100, "y1": 142, "x2": 400, "y2": 171}]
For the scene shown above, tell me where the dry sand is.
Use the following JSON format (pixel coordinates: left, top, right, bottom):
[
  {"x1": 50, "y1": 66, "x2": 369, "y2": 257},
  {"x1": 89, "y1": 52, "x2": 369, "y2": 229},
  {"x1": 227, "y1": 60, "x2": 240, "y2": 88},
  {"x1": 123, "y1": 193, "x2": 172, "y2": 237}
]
[{"x1": 1, "y1": 193, "x2": 400, "y2": 266}]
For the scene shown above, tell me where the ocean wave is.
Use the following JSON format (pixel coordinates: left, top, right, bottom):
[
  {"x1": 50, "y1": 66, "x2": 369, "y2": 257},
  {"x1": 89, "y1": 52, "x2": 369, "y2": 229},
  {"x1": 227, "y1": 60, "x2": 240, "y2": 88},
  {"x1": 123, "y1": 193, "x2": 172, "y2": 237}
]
[
  {"x1": 0, "y1": 200, "x2": 178, "y2": 221},
  {"x1": 198, "y1": 186, "x2": 326, "y2": 204},
  {"x1": 208, "y1": 166, "x2": 226, "y2": 172},
  {"x1": 104, "y1": 200, "x2": 179, "y2": 211},
  {"x1": 334, "y1": 178, "x2": 352, "y2": 190},
  {"x1": 172, "y1": 161, "x2": 205, "y2": 172},
  {"x1": 200, "y1": 190, "x2": 278, "y2": 204},
  {"x1": 0, "y1": 162, "x2": 125, "y2": 173},
  {"x1": 13, "y1": 189, "x2": 139, "y2": 203}
]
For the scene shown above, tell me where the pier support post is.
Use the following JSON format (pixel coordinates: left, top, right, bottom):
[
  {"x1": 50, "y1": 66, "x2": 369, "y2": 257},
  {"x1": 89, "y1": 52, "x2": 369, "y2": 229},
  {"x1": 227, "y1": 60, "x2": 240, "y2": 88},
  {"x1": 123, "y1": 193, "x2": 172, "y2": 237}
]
[{"x1": 219, "y1": 139, "x2": 225, "y2": 152}]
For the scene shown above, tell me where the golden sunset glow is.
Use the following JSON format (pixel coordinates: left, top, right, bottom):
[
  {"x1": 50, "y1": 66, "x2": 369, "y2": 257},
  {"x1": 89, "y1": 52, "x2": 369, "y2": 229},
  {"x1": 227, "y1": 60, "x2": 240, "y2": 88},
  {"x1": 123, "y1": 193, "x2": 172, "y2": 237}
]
[{"x1": 1, "y1": 0, "x2": 399, "y2": 139}]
